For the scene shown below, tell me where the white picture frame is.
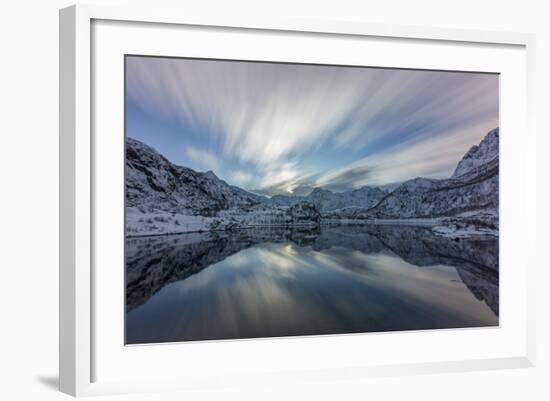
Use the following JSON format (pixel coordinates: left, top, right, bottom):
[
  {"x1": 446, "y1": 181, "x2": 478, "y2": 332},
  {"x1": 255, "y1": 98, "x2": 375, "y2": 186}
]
[{"x1": 59, "y1": 3, "x2": 536, "y2": 397}]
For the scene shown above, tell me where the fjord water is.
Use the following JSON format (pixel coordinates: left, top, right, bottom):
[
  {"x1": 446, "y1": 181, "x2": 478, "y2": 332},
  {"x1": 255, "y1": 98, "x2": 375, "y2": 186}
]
[{"x1": 126, "y1": 225, "x2": 498, "y2": 344}]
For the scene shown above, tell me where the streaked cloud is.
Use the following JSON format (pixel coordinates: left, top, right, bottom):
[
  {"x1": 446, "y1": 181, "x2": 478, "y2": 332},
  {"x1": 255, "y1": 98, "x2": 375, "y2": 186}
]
[
  {"x1": 316, "y1": 120, "x2": 498, "y2": 188},
  {"x1": 184, "y1": 146, "x2": 221, "y2": 174},
  {"x1": 228, "y1": 170, "x2": 254, "y2": 186},
  {"x1": 126, "y1": 56, "x2": 499, "y2": 194}
]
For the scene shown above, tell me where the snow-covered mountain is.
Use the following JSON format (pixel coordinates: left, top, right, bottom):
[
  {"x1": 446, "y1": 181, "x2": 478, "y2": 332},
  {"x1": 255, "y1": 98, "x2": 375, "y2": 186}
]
[
  {"x1": 452, "y1": 128, "x2": 498, "y2": 178},
  {"x1": 126, "y1": 138, "x2": 329, "y2": 235},
  {"x1": 308, "y1": 186, "x2": 386, "y2": 212},
  {"x1": 363, "y1": 128, "x2": 499, "y2": 223},
  {"x1": 127, "y1": 138, "x2": 386, "y2": 216},
  {"x1": 127, "y1": 138, "x2": 393, "y2": 235},
  {"x1": 268, "y1": 194, "x2": 306, "y2": 206},
  {"x1": 126, "y1": 138, "x2": 265, "y2": 215},
  {"x1": 126, "y1": 127, "x2": 498, "y2": 237},
  {"x1": 267, "y1": 186, "x2": 386, "y2": 212}
]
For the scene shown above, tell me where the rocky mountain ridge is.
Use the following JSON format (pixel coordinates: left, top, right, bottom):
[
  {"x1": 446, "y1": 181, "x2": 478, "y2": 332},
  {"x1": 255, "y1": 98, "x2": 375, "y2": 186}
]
[
  {"x1": 127, "y1": 137, "x2": 389, "y2": 216},
  {"x1": 126, "y1": 138, "x2": 264, "y2": 216},
  {"x1": 126, "y1": 127, "x2": 499, "y2": 237},
  {"x1": 452, "y1": 128, "x2": 498, "y2": 178}
]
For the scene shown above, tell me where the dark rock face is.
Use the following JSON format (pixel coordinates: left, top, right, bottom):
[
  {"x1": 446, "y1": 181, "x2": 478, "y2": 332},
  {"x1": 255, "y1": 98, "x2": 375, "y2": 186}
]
[{"x1": 287, "y1": 202, "x2": 321, "y2": 225}]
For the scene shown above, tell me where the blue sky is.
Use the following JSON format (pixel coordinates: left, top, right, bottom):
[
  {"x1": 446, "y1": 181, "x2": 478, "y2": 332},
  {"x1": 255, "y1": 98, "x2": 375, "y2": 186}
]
[{"x1": 126, "y1": 56, "x2": 498, "y2": 196}]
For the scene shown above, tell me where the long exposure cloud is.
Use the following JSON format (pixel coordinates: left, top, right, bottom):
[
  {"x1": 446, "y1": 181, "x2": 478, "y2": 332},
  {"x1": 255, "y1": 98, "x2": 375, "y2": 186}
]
[{"x1": 126, "y1": 56, "x2": 498, "y2": 194}]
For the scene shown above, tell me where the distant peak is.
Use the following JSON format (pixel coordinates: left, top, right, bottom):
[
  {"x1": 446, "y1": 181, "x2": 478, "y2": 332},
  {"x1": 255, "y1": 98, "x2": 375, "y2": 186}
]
[
  {"x1": 309, "y1": 187, "x2": 332, "y2": 196},
  {"x1": 452, "y1": 127, "x2": 499, "y2": 178},
  {"x1": 487, "y1": 127, "x2": 499, "y2": 137},
  {"x1": 126, "y1": 137, "x2": 156, "y2": 152},
  {"x1": 203, "y1": 170, "x2": 218, "y2": 178},
  {"x1": 401, "y1": 177, "x2": 438, "y2": 188}
]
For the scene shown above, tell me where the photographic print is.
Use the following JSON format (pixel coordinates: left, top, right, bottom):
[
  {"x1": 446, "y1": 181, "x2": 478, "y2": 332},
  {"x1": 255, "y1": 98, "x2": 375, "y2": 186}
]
[{"x1": 125, "y1": 56, "x2": 499, "y2": 344}]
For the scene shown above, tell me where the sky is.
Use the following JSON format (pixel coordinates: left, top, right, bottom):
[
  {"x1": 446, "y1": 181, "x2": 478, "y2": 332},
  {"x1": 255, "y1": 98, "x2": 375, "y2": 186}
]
[{"x1": 126, "y1": 56, "x2": 498, "y2": 196}]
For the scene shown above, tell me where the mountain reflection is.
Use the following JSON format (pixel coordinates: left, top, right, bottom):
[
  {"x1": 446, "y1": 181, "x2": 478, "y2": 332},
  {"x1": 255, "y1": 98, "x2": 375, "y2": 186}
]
[{"x1": 126, "y1": 225, "x2": 498, "y2": 344}]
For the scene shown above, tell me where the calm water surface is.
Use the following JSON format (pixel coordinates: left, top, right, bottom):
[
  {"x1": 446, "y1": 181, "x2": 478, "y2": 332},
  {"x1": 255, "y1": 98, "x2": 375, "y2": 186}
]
[{"x1": 126, "y1": 225, "x2": 498, "y2": 344}]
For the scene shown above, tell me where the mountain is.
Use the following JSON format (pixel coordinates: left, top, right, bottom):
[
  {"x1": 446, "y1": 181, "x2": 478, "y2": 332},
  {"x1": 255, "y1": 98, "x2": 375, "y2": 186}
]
[
  {"x1": 308, "y1": 186, "x2": 386, "y2": 212},
  {"x1": 126, "y1": 138, "x2": 265, "y2": 216},
  {"x1": 268, "y1": 128, "x2": 498, "y2": 222},
  {"x1": 268, "y1": 194, "x2": 306, "y2": 206},
  {"x1": 126, "y1": 127, "x2": 498, "y2": 237},
  {"x1": 452, "y1": 128, "x2": 498, "y2": 178},
  {"x1": 267, "y1": 186, "x2": 386, "y2": 212},
  {"x1": 126, "y1": 138, "x2": 324, "y2": 235},
  {"x1": 126, "y1": 138, "x2": 402, "y2": 219},
  {"x1": 363, "y1": 128, "x2": 498, "y2": 226}
]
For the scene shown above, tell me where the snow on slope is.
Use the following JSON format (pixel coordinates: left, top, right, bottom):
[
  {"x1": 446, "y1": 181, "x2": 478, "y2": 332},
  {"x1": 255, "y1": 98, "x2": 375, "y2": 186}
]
[
  {"x1": 126, "y1": 139, "x2": 327, "y2": 235},
  {"x1": 126, "y1": 137, "x2": 265, "y2": 215},
  {"x1": 308, "y1": 186, "x2": 386, "y2": 212},
  {"x1": 267, "y1": 186, "x2": 386, "y2": 212},
  {"x1": 452, "y1": 128, "x2": 499, "y2": 178},
  {"x1": 126, "y1": 127, "x2": 499, "y2": 237},
  {"x1": 366, "y1": 129, "x2": 498, "y2": 219}
]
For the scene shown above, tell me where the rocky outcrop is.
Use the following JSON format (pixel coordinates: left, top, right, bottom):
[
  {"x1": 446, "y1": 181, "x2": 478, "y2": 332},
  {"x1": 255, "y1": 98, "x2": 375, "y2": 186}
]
[{"x1": 287, "y1": 202, "x2": 321, "y2": 225}]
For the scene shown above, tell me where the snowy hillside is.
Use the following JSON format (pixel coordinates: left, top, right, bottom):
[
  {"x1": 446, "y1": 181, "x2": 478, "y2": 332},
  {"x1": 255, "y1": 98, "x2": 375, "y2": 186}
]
[
  {"x1": 452, "y1": 128, "x2": 498, "y2": 178},
  {"x1": 126, "y1": 139, "x2": 327, "y2": 235},
  {"x1": 267, "y1": 186, "x2": 386, "y2": 212},
  {"x1": 126, "y1": 127, "x2": 499, "y2": 237},
  {"x1": 363, "y1": 128, "x2": 499, "y2": 236},
  {"x1": 364, "y1": 166, "x2": 498, "y2": 219},
  {"x1": 308, "y1": 186, "x2": 386, "y2": 212},
  {"x1": 127, "y1": 138, "x2": 265, "y2": 215}
]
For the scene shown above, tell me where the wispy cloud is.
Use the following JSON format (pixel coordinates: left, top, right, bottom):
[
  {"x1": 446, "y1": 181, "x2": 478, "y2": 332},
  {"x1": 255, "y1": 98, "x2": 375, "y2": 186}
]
[
  {"x1": 126, "y1": 57, "x2": 498, "y2": 193},
  {"x1": 127, "y1": 58, "x2": 369, "y2": 166},
  {"x1": 229, "y1": 170, "x2": 254, "y2": 186},
  {"x1": 185, "y1": 146, "x2": 221, "y2": 174},
  {"x1": 316, "y1": 120, "x2": 497, "y2": 188}
]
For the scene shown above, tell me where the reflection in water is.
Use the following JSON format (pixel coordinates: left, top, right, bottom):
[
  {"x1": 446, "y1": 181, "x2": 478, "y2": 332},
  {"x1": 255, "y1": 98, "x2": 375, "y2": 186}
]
[{"x1": 126, "y1": 225, "x2": 498, "y2": 344}]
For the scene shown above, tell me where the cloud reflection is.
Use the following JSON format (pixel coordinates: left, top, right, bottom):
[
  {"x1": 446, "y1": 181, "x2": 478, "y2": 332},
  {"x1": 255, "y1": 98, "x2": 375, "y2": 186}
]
[{"x1": 127, "y1": 241, "x2": 497, "y2": 342}]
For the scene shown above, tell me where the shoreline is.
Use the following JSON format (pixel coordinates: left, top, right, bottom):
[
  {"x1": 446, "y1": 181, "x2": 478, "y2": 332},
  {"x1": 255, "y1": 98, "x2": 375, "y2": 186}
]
[{"x1": 126, "y1": 217, "x2": 498, "y2": 239}]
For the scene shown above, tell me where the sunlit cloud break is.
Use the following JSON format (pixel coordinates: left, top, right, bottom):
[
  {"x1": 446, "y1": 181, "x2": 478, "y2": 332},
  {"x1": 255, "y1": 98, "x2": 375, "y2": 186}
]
[{"x1": 126, "y1": 56, "x2": 498, "y2": 195}]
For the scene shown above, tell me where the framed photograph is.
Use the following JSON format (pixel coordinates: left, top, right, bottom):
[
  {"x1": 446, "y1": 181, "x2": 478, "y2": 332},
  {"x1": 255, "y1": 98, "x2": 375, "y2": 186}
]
[{"x1": 59, "y1": 4, "x2": 536, "y2": 396}]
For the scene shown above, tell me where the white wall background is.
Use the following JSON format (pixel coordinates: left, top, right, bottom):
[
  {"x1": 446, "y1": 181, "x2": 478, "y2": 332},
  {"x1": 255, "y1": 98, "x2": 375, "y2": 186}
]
[{"x1": 0, "y1": 0, "x2": 547, "y2": 399}]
